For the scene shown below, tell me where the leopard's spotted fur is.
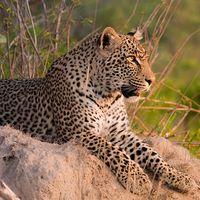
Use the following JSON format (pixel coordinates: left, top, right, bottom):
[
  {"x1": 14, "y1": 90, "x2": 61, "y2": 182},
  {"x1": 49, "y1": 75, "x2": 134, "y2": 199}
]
[{"x1": 0, "y1": 27, "x2": 196, "y2": 195}]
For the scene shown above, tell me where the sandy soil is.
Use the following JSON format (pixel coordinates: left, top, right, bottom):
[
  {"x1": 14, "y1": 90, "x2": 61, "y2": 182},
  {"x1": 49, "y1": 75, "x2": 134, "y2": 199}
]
[{"x1": 0, "y1": 126, "x2": 199, "y2": 200}]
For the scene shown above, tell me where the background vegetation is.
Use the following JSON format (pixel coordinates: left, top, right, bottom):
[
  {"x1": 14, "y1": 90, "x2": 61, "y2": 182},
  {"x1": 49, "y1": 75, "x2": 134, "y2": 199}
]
[{"x1": 0, "y1": 0, "x2": 199, "y2": 158}]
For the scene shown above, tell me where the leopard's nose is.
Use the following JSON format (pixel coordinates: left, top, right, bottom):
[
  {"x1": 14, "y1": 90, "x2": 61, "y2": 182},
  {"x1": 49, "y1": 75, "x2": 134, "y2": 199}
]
[
  {"x1": 142, "y1": 61, "x2": 156, "y2": 86},
  {"x1": 145, "y1": 78, "x2": 152, "y2": 85},
  {"x1": 145, "y1": 74, "x2": 155, "y2": 86}
]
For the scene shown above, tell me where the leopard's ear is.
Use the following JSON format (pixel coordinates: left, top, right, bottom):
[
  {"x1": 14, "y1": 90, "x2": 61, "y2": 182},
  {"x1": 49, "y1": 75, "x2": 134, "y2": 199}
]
[
  {"x1": 127, "y1": 27, "x2": 143, "y2": 41},
  {"x1": 98, "y1": 27, "x2": 122, "y2": 53}
]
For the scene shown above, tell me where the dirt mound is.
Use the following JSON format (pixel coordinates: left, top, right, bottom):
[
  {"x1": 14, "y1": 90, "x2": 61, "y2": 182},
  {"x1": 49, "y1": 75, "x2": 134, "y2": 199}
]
[{"x1": 0, "y1": 126, "x2": 199, "y2": 200}]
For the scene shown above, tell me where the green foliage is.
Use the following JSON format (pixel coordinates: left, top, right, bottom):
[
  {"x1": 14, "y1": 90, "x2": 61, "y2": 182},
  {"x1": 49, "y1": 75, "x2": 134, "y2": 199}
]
[{"x1": 0, "y1": 34, "x2": 6, "y2": 44}]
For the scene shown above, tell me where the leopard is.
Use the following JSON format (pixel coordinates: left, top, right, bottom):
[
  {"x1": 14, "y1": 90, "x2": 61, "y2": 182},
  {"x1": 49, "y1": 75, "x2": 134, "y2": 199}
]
[{"x1": 0, "y1": 27, "x2": 197, "y2": 195}]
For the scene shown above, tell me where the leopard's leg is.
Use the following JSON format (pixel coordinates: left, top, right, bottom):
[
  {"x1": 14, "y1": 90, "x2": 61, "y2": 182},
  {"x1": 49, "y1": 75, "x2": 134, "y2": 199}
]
[
  {"x1": 108, "y1": 130, "x2": 197, "y2": 192},
  {"x1": 70, "y1": 131, "x2": 152, "y2": 195}
]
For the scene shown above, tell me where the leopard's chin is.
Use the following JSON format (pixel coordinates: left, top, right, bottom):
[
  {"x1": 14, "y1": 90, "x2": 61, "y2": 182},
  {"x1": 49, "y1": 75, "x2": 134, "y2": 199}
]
[
  {"x1": 121, "y1": 85, "x2": 142, "y2": 103},
  {"x1": 121, "y1": 85, "x2": 140, "y2": 98}
]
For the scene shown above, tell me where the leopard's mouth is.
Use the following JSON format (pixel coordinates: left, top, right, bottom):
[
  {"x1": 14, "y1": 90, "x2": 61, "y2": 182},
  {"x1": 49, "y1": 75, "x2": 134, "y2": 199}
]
[{"x1": 121, "y1": 85, "x2": 140, "y2": 98}]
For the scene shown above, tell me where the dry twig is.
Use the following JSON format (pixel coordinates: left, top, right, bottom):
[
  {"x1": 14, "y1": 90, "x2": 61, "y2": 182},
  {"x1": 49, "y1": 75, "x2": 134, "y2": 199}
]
[{"x1": 0, "y1": 180, "x2": 20, "y2": 200}]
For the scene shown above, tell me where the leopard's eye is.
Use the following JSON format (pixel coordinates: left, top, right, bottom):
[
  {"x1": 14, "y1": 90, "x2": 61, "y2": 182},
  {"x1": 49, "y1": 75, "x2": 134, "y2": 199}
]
[{"x1": 127, "y1": 56, "x2": 141, "y2": 66}]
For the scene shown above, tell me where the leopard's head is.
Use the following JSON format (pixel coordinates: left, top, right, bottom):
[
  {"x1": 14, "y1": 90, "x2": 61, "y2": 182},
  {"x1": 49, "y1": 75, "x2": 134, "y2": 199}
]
[{"x1": 97, "y1": 27, "x2": 155, "y2": 101}]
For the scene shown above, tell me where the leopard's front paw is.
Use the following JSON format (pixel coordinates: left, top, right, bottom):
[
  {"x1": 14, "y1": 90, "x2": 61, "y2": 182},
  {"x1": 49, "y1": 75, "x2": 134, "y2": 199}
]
[
  {"x1": 128, "y1": 170, "x2": 152, "y2": 195},
  {"x1": 166, "y1": 172, "x2": 197, "y2": 193},
  {"x1": 120, "y1": 161, "x2": 152, "y2": 195}
]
